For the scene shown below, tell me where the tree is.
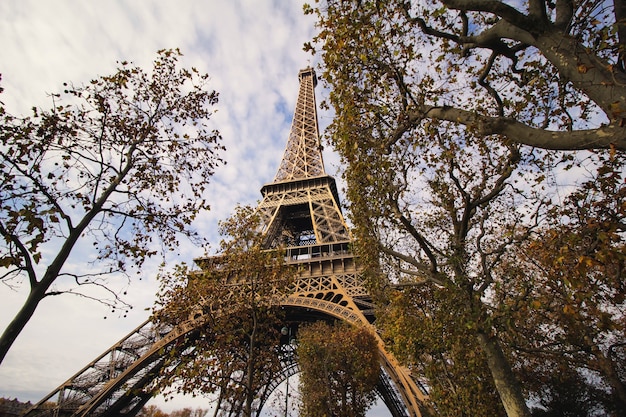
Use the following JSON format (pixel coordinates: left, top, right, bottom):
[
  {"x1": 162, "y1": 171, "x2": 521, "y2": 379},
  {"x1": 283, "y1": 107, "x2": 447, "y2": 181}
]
[
  {"x1": 528, "y1": 370, "x2": 610, "y2": 417},
  {"x1": 305, "y1": 0, "x2": 626, "y2": 151},
  {"x1": 378, "y1": 287, "x2": 507, "y2": 417},
  {"x1": 494, "y1": 154, "x2": 626, "y2": 416},
  {"x1": 153, "y1": 206, "x2": 294, "y2": 417},
  {"x1": 323, "y1": 102, "x2": 545, "y2": 415},
  {"x1": 137, "y1": 405, "x2": 169, "y2": 417},
  {"x1": 308, "y1": 87, "x2": 624, "y2": 416},
  {"x1": 169, "y1": 407, "x2": 209, "y2": 417},
  {"x1": 297, "y1": 321, "x2": 380, "y2": 417},
  {"x1": 136, "y1": 405, "x2": 209, "y2": 417},
  {"x1": 0, "y1": 49, "x2": 225, "y2": 365},
  {"x1": 304, "y1": 1, "x2": 626, "y2": 416}
]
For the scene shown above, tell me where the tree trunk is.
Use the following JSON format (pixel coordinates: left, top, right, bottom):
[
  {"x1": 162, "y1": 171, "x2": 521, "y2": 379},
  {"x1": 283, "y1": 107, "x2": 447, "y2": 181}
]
[
  {"x1": 596, "y1": 346, "x2": 626, "y2": 410},
  {"x1": 0, "y1": 196, "x2": 108, "y2": 365},
  {"x1": 477, "y1": 331, "x2": 531, "y2": 417},
  {"x1": 0, "y1": 283, "x2": 47, "y2": 364},
  {"x1": 614, "y1": 0, "x2": 626, "y2": 70},
  {"x1": 212, "y1": 387, "x2": 224, "y2": 417},
  {"x1": 536, "y1": 30, "x2": 626, "y2": 120},
  {"x1": 243, "y1": 309, "x2": 257, "y2": 417}
]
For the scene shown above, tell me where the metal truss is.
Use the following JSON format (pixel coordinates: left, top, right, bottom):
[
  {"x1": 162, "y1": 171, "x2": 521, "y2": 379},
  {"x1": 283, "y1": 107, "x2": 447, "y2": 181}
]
[
  {"x1": 273, "y1": 68, "x2": 325, "y2": 182},
  {"x1": 22, "y1": 318, "x2": 203, "y2": 417},
  {"x1": 23, "y1": 244, "x2": 428, "y2": 417},
  {"x1": 257, "y1": 342, "x2": 412, "y2": 417},
  {"x1": 280, "y1": 244, "x2": 429, "y2": 417},
  {"x1": 258, "y1": 176, "x2": 352, "y2": 248}
]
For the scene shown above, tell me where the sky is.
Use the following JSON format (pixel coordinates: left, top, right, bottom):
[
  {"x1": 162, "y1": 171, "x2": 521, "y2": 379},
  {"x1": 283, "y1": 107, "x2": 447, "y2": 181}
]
[{"x1": 0, "y1": 1, "x2": 390, "y2": 416}]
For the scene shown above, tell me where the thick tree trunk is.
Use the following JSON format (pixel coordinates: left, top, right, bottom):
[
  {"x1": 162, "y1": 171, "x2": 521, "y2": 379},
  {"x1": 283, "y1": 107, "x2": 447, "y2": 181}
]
[
  {"x1": 477, "y1": 331, "x2": 531, "y2": 417},
  {"x1": 536, "y1": 31, "x2": 626, "y2": 121},
  {"x1": 405, "y1": 105, "x2": 626, "y2": 150},
  {"x1": 596, "y1": 347, "x2": 626, "y2": 410}
]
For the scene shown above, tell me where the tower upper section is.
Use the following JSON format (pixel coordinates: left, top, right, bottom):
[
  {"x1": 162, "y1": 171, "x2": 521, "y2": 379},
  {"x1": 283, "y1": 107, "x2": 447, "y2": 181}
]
[
  {"x1": 257, "y1": 67, "x2": 350, "y2": 248},
  {"x1": 273, "y1": 67, "x2": 326, "y2": 182}
]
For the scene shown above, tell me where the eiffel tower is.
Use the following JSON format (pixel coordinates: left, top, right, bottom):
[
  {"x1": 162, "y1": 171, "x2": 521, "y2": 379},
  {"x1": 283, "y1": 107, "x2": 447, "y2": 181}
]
[{"x1": 23, "y1": 68, "x2": 429, "y2": 417}]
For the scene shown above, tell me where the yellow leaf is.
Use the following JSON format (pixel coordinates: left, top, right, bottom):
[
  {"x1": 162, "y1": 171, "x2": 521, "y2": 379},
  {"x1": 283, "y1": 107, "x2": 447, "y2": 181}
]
[{"x1": 610, "y1": 143, "x2": 616, "y2": 160}]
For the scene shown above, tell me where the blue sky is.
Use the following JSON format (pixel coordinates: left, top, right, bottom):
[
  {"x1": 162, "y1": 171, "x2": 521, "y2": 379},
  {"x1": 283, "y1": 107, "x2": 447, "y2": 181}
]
[{"x1": 0, "y1": 1, "x2": 390, "y2": 415}]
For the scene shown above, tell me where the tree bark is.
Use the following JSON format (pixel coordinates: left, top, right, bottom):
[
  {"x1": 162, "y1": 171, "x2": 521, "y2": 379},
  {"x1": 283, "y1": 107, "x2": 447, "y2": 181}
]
[
  {"x1": 403, "y1": 105, "x2": 626, "y2": 150},
  {"x1": 535, "y1": 31, "x2": 626, "y2": 120},
  {"x1": 0, "y1": 154, "x2": 131, "y2": 365},
  {"x1": 0, "y1": 283, "x2": 47, "y2": 364},
  {"x1": 243, "y1": 308, "x2": 257, "y2": 417},
  {"x1": 477, "y1": 331, "x2": 531, "y2": 417},
  {"x1": 413, "y1": 1, "x2": 626, "y2": 151},
  {"x1": 596, "y1": 346, "x2": 626, "y2": 410},
  {"x1": 614, "y1": 0, "x2": 626, "y2": 70}
]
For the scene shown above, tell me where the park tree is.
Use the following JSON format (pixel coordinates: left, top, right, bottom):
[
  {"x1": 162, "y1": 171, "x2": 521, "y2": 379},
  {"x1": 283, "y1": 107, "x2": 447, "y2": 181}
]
[
  {"x1": 304, "y1": 1, "x2": 626, "y2": 416},
  {"x1": 493, "y1": 153, "x2": 626, "y2": 415},
  {"x1": 153, "y1": 206, "x2": 294, "y2": 417},
  {"x1": 305, "y1": 36, "x2": 556, "y2": 414},
  {"x1": 305, "y1": 0, "x2": 626, "y2": 151},
  {"x1": 307, "y1": 68, "x2": 624, "y2": 416},
  {"x1": 169, "y1": 407, "x2": 209, "y2": 417},
  {"x1": 328, "y1": 116, "x2": 543, "y2": 416},
  {"x1": 137, "y1": 405, "x2": 170, "y2": 417},
  {"x1": 0, "y1": 49, "x2": 225, "y2": 365},
  {"x1": 136, "y1": 405, "x2": 208, "y2": 417},
  {"x1": 296, "y1": 321, "x2": 380, "y2": 417},
  {"x1": 378, "y1": 286, "x2": 507, "y2": 417}
]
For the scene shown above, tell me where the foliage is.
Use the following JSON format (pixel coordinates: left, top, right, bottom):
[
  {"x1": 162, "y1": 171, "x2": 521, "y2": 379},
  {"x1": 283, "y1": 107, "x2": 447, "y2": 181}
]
[
  {"x1": 153, "y1": 206, "x2": 294, "y2": 417},
  {"x1": 305, "y1": 0, "x2": 626, "y2": 152},
  {"x1": 378, "y1": 287, "x2": 507, "y2": 417},
  {"x1": 494, "y1": 154, "x2": 626, "y2": 415},
  {"x1": 326, "y1": 102, "x2": 538, "y2": 416},
  {"x1": 527, "y1": 369, "x2": 616, "y2": 417},
  {"x1": 136, "y1": 405, "x2": 208, "y2": 417},
  {"x1": 297, "y1": 321, "x2": 380, "y2": 417},
  {"x1": 304, "y1": 1, "x2": 626, "y2": 416},
  {"x1": 0, "y1": 48, "x2": 224, "y2": 365}
]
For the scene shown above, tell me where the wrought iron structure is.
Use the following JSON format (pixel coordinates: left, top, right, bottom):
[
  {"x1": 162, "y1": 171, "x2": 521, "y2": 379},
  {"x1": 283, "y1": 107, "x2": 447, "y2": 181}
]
[{"x1": 23, "y1": 68, "x2": 429, "y2": 417}]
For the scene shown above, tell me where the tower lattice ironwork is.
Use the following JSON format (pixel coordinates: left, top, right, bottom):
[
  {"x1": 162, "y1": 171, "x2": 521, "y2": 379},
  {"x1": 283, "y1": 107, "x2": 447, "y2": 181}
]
[{"x1": 23, "y1": 68, "x2": 429, "y2": 417}]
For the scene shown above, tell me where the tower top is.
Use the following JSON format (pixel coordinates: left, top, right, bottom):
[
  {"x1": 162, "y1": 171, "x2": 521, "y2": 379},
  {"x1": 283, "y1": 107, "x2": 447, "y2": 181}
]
[
  {"x1": 298, "y1": 66, "x2": 317, "y2": 87},
  {"x1": 258, "y1": 67, "x2": 350, "y2": 247},
  {"x1": 273, "y1": 67, "x2": 325, "y2": 182}
]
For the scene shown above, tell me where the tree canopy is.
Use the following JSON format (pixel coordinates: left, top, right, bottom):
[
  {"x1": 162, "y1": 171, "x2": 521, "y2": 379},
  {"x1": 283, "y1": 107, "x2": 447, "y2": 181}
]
[
  {"x1": 136, "y1": 405, "x2": 208, "y2": 417},
  {"x1": 304, "y1": 1, "x2": 626, "y2": 416},
  {"x1": 0, "y1": 49, "x2": 225, "y2": 365},
  {"x1": 297, "y1": 321, "x2": 380, "y2": 417},
  {"x1": 305, "y1": 0, "x2": 626, "y2": 151},
  {"x1": 496, "y1": 154, "x2": 626, "y2": 415},
  {"x1": 153, "y1": 206, "x2": 294, "y2": 417}
]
